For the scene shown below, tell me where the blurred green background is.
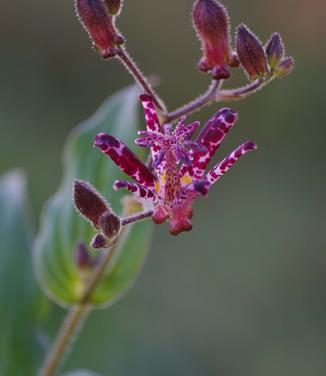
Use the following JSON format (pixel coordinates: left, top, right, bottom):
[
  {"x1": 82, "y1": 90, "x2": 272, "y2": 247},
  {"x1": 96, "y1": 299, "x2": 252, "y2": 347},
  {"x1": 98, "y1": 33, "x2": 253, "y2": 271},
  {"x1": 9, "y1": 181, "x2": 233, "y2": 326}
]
[{"x1": 1, "y1": 0, "x2": 326, "y2": 375}]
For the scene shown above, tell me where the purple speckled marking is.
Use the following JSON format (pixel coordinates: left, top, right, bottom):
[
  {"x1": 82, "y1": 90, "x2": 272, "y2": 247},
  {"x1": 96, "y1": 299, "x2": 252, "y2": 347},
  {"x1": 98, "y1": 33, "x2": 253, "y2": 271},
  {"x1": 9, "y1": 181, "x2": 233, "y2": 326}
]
[
  {"x1": 94, "y1": 132, "x2": 156, "y2": 188},
  {"x1": 205, "y1": 141, "x2": 257, "y2": 186},
  {"x1": 113, "y1": 180, "x2": 158, "y2": 201},
  {"x1": 181, "y1": 108, "x2": 238, "y2": 180}
]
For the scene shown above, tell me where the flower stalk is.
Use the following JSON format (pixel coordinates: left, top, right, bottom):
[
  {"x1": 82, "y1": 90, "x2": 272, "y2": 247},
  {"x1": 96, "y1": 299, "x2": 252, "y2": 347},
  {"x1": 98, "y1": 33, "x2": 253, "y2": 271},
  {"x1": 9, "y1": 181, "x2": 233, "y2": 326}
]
[
  {"x1": 39, "y1": 208, "x2": 152, "y2": 376},
  {"x1": 40, "y1": 0, "x2": 295, "y2": 373}
]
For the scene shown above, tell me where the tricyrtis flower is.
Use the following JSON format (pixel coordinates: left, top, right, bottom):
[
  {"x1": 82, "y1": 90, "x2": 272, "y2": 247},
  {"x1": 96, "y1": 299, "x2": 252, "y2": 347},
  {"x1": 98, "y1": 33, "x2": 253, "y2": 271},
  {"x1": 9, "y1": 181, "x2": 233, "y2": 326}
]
[{"x1": 94, "y1": 95, "x2": 257, "y2": 235}]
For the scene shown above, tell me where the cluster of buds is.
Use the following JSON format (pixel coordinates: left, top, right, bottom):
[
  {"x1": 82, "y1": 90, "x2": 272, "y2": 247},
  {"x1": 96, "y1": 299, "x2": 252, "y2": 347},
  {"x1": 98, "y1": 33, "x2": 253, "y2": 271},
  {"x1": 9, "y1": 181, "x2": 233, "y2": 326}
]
[
  {"x1": 73, "y1": 180, "x2": 122, "y2": 248},
  {"x1": 75, "y1": 0, "x2": 124, "y2": 58},
  {"x1": 193, "y1": 0, "x2": 294, "y2": 80},
  {"x1": 236, "y1": 25, "x2": 294, "y2": 80}
]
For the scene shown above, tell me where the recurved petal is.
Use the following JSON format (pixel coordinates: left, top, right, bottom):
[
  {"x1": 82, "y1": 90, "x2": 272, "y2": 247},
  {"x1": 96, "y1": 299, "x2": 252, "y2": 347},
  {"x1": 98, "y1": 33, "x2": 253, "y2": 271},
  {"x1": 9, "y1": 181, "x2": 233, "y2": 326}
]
[
  {"x1": 181, "y1": 108, "x2": 238, "y2": 180},
  {"x1": 205, "y1": 141, "x2": 257, "y2": 186},
  {"x1": 94, "y1": 132, "x2": 156, "y2": 187},
  {"x1": 139, "y1": 94, "x2": 161, "y2": 133}
]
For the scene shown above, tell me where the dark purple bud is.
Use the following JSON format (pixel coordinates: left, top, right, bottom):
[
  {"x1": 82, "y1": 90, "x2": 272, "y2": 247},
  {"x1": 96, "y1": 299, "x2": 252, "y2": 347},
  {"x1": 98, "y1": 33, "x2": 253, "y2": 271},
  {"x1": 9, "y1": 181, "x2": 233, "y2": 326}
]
[
  {"x1": 99, "y1": 212, "x2": 122, "y2": 240},
  {"x1": 265, "y1": 33, "x2": 284, "y2": 70},
  {"x1": 104, "y1": 0, "x2": 122, "y2": 15},
  {"x1": 236, "y1": 24, "x2": 269, "y2": 80},
  {"x1": 193, "y1": 0, "x2": 234, "y2": 79},
  {"x1": 152, "y1": 150, "x2": 166, "y2": 168},
  {"x1": 274, "y1": 57, "x2": 295, "y2": 78},
  {"x1": 91, "y1": 233, "x2": 108, "y2": 249},
  {"x1": 74, "y1": 241, "x2": 93, "y2": 271},
  {"x1": 75, "y1": 0, "x2": 124, "y2": 59},
  {"x1": 73, "y1": 179, "x2": 111, "y2": 229}
]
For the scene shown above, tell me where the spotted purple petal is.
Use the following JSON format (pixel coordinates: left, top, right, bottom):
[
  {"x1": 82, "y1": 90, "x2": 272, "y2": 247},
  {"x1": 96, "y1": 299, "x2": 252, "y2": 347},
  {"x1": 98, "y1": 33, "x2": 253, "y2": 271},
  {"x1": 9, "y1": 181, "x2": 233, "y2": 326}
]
[
  {"x1": 94, "y1": 132, "x2": 156, "y2": 188},
  {"x1": 205, "y1": 141, "x2": 257, "y2": 186},
  {"x1": 181, "y1": 108, "x2": 238, "y2": 180},
  {"x1": 113, "y1": 180, "x2": 157, "y2": 201}
]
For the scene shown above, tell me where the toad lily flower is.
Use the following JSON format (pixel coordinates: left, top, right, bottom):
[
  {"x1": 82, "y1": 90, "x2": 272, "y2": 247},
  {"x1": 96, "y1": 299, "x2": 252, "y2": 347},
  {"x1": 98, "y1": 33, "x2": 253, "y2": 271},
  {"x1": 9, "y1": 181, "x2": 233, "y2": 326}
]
[{"x1": 94, "y1": 94, "x2": 257, "y2": 235}]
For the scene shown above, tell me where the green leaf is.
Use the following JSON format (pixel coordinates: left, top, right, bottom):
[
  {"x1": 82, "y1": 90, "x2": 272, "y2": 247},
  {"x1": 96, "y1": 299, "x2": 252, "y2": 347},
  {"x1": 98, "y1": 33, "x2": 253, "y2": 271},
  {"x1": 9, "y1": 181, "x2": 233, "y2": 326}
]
[
  {"x1": 34, "y1": 86, "x2": 153, "y2": 307},
  {"x1": 0, "y1": 171, "x2": 43, "y2": 375}
]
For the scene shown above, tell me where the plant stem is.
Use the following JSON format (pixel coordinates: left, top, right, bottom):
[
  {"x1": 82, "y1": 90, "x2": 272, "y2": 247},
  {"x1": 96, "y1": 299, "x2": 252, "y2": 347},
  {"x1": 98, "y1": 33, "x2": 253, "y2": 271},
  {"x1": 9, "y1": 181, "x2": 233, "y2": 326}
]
[
  {"x1": 39, "y1": 207, "x2": 151, "y2": 376},
  {"x1": 116, "y1": 47, "x2": 166, "y2": 112},
  {"x1": 38, "y1": 305, "x2": 89, "y2": 376},
  {"x1": 165, "y1": 80, "x2": 221, "y2": 122},
  {"x1": 165, "y1": 77, "x2": 273, "y2": 122},
  {"x1": 121, "y1": 209, "x2": 153, "y2": 226}
]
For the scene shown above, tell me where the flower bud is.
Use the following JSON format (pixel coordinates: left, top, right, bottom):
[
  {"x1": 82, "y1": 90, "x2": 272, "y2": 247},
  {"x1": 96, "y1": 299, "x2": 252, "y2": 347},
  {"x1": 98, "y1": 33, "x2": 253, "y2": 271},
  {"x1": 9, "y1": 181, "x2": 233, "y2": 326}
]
[
  {"x1": 99, "y1": 212, "x2": 122, "y2": 241},
  {"x1": 104, "y1": 0, "x2": 122, "y2": 15},
  {"x1": 91, "y1": 233, "x2": 108, "y2": 249},
  {"x1": 236, "y1": 24, "x2": 269, "y2": 80},
  {"x1": 74, "y1": 241, "x2": 93, "y2": 271},
  {"x1": 274, "y1": 57, "x2": 295, "y2": 78},
  {"x1": 73, "y1": 179, "x2": 111, "y2": 229},
  {"x1": 265, "y1": 32, "x2": 284, "y2": 71},
  {"x1": 75, "y1": 0, "x2": 124, "y2": 59},
  {"x1": 193, "y1": 0, "x2": 235, "y2": 80}
]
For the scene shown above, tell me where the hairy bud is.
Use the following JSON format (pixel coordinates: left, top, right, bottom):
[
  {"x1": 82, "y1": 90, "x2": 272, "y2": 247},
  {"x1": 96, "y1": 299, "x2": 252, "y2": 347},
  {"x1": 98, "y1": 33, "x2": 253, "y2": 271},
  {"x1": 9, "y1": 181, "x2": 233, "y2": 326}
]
[
  {"x1": 265, "y1": 33, "x2": 284, "y2": 71},
  {"x1": 75, "y1": 0, "x2": 124, "y2": 59},
  {"x1": 74, "y1": 241, "x2": 93, "y2": 271},
  {"x1": 99, "y1": 212, "x2": 122, "y2": 241},
  {"x1": 91, "y1": 233, "x2": 108, "y2": 249},
  {"x1": 105, "y1": 0, "x2": 122, "y2": 15},
  {"x1": 274, "y1": 57, "x2": 295, "y2": 78},
  {"x1": 73, "y1": 179, "x2": 111, "y2": 229},
  {"x1": 192, "y1": 0, "x2": 236, "y2": 80},
  {"x1": 236, "y1": 24, "x2": 269, "y2": 80}
]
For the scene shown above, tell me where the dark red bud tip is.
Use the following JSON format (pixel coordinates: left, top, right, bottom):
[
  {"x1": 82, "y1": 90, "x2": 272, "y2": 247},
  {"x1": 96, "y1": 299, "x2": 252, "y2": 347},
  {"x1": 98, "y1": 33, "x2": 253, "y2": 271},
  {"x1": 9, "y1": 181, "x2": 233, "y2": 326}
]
[
  {"x1": 265, "y1": 32, "x2": 284, "y2": 70},
  {"x1": 274, "y1": 57, "x2": 295, "y2": 78},
  {"x1": 193, "y1": 0, "x2": 233, "y2": 79},
  {"x1": 212, "y1": 66, "x2": 230, "y2": 80},
  {"x1": 75, "y1": 241, "x2": 93, "y2": 271},
  {"x1": 91, "y1": 233, "x2": 108, "y2": 249},
  {"x1": 104, "y1": 0, "x2": 123, "y2": 15},
  {"x1": 99, "y1": 212, "x2": 121, "y2": 240},
  {"x1": 75, "y1": 0, "x2": 124, "y2": 58},
  {"x1": 236, "y1": 24, "x2": 269, "y2": 80},
  {"x1": 73, "y1": 179, "x2": 111, "y2": 229}
]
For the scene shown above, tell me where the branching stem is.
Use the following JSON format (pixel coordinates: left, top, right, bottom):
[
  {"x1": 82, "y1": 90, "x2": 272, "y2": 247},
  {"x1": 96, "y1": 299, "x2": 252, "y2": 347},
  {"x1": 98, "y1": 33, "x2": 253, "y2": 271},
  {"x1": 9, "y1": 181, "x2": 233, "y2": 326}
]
[{"x1": 164, "y1": 77, "x2": 273, "y2": 123}]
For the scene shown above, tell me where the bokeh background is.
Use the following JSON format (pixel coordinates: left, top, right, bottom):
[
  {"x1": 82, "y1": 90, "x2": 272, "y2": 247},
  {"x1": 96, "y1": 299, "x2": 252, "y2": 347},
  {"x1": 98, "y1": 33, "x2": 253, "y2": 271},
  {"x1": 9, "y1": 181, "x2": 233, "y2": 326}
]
[{"x1": 1, "y1": 0, "x2": 326, "y2": 375}]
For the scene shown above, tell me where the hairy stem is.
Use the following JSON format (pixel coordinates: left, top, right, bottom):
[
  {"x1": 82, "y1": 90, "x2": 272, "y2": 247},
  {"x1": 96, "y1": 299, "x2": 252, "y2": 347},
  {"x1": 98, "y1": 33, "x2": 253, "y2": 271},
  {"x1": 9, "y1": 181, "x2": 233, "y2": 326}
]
[
  {"x1": 165, "y1": 77, "x2": 273, "y2": 122},
  {"x1": 121, "y1": 209, "x2": 153, "y2": 226},
  {"x1": 165, "y1": 80, "x2": 221, "y2": 122},
  {"x1": 116, "y1": 47, "x2": 166, "y2": 112}
]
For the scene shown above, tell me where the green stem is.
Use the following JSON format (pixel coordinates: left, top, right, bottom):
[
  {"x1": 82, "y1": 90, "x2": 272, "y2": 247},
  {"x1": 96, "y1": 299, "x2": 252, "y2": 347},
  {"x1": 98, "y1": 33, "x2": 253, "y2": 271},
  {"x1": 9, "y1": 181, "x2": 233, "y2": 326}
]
[
  {"x1": 39, "y1": 228, "x2": 127, "y2": 376},
  {"x1": 38, "y1": 305, "x2": 89, "y2": 376}
]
